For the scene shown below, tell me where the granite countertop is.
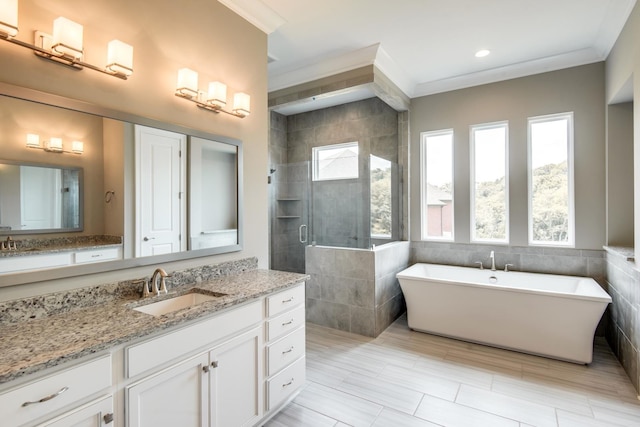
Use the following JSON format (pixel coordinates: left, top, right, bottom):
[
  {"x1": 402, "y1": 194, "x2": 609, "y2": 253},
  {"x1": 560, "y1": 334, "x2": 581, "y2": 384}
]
[
  {"x1": 0, "y1": 269, "x2": 308, "y2": 384},
  {"x1": 0, "y1": 235, "x2": 123, "y2": 258}
]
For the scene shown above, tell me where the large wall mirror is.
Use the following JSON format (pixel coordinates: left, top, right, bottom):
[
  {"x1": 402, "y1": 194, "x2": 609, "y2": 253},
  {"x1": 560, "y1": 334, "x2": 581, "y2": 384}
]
[{"x1": 0, "y1": 82, "x2": 243, "y2": 287}]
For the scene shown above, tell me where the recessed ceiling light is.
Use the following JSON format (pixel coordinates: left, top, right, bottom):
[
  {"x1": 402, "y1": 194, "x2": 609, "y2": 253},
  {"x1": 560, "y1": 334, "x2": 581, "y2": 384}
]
[{"x1": 475, "y1": 49, "x2": 490, "y2": 58}]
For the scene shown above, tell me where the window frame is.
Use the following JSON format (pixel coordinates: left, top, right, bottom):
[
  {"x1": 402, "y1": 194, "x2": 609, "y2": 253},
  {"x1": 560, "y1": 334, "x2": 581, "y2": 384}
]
[
  {"x1": 527, "y1": 112, "x2": 575, "y2": 247},
  {"x1": 420, "y1": 129, "x2": 455, "y2": 241},
  {"x1": 469, "y1": 121, "x2": 510, "y2": 244},
  {"x1": 311, "y1": 141, "x2": 359, "y2": 182}
]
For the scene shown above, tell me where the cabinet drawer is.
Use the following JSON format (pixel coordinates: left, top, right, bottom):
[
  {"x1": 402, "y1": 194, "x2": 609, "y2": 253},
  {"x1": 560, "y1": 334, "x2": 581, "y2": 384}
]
[
  {"x1": 0, "y1": 252, "x2": 71, "y2": 273},
  {"x1": 266, "y1": 356, "x2": 305, "y2": 411},
  {"x1": 266, "y1": 284, "x2": 305, "y2": 317},
  {"x1": 74, "y1": 247, "x2": 120, "y2": 264},
  {"x1": 0, "y1": 355, "x2": 111, "y2": 427},
  {"x1": 267, "y1": 305, "x2": 305, "y2": 341},
  {"x1": 127, "y1": 299, "x2": 262, "y2": 378},
  {"x1": 267, "y1": 327, "x2": 305, "y2": 376}
]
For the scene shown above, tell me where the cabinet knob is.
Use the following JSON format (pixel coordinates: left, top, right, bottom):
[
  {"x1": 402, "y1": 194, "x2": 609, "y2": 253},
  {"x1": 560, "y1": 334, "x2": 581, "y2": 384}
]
[
  {"x1": 202, "y1": 365, "x2": 210, "y2": 373},
  {"x1": 103, "y1": 413, "x2": 114, "y2": 424},
  {"x1": 211, "y1": 361, "x2": 219, "y2": 368}
]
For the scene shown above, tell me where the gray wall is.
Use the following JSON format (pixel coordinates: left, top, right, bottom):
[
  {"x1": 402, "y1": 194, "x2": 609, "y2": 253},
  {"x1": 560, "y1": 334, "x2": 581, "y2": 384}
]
[
  {"x1": 409, "y1": 63, "x2": 606, "y2": 249},
  {"x1": 604, "y1": 1, "x2": 639, "y2": 394},
  {"x1": 606, "y1": 102, "x2": 634, "y2": 247}
]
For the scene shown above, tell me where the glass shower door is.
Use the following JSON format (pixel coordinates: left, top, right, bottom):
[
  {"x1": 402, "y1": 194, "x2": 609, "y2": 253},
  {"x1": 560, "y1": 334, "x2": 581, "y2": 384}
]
[{"x1": 270, "y1": 162, "x2": 310, "y2": 273}]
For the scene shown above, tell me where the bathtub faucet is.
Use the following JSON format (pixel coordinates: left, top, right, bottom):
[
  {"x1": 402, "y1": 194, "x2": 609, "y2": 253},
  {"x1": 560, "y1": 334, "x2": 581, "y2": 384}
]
[{"x1": 489, "y1": 251, "x2": 496, "y2": 271}]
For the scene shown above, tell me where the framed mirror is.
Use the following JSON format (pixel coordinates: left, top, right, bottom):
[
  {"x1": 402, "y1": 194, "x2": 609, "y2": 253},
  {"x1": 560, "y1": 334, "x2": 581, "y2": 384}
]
[{"x1": 0, "y1": 82, "x2": 243, "y2": 286}]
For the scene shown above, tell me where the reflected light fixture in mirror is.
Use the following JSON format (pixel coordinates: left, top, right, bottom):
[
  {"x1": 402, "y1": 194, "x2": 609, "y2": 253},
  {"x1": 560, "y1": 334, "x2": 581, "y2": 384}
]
[
  {"x1": 26, "y1": 134, "x2": 83, "y2": 154},
  {"x1": 175, "y1": 69, "x2": 250, "y2": 118},
  {"x1": 0, "y1": 3, "x2": 134, "y2": 79},
  {"x1": 0, "y1": 0, "x2": 18, "y2": 38}
]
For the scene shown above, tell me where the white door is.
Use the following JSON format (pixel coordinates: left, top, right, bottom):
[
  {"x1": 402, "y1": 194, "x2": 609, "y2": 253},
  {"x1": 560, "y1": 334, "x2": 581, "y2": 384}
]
[
  {"x1": 127, "y1": 354, "x2": 209, "y2": 427},
  {"x1": 20, "y1": 166, "x2": 62, "y2": 229},
  {"x1": 135, "y1": 125, "x2": 186, "y2": 257},
  {"x1": 209, "y1": 326, "x2": 263, "y2": 427}
]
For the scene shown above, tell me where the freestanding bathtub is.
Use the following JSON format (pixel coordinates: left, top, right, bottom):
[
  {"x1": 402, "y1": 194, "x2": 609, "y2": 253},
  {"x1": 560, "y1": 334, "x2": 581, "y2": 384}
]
[{"x1": 396, "y1": 263, "x2": 612, "y2": 364}]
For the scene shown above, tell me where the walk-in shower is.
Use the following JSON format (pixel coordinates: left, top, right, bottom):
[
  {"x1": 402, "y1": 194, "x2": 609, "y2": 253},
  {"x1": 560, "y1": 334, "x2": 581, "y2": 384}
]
[{"x1": 270, "y1": 155, "x2": 401, "y2": 274}]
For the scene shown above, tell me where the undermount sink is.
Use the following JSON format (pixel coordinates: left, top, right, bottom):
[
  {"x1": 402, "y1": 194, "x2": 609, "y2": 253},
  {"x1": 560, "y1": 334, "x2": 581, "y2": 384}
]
[{"x1": 133, "y1": 291, "x2": 227, "y2": 317}]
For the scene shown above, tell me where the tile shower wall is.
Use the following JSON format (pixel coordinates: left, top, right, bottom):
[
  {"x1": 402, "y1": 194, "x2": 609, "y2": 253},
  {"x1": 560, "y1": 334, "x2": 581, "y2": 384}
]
[
  {"x1": 605, "y1": 247, "x2": 640, "y2": 393},
  {"x1": 305, "y1": 242, "x2": 410, "y2": 337}
]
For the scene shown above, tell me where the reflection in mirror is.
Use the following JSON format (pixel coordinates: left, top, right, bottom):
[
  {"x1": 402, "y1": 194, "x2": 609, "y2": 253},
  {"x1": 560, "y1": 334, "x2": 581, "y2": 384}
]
[
  {"x1": 0, "y1": 161, "x2": 83, "y2": 234},
  {"x1": 189, "y1": 137, "x2": 239, "y2": 249},
  {"x1": 0, "y1": 84, "x2": 243, "y2": 287}
]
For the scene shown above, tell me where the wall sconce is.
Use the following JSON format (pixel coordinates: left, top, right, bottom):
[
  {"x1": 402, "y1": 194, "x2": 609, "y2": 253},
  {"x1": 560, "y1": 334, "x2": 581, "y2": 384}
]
[
  {"x1": 174, "y1": 68, "x2": 250, "y2": 118},
  {"x1": 0, "y1": 3, "x2": 133, "y2": 80},
  {"x1": 26, "y1": 134, "x2": 83, "y2": 154}
]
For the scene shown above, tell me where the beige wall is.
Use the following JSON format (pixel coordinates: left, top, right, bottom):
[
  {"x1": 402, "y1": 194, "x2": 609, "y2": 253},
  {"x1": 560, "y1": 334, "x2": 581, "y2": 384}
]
[
  {"x1": 410, "y1": 63, "x2": 606, "y2": 249},
  {"x1": 0, "y1": 0, "x2": 268, "y2": 300}
]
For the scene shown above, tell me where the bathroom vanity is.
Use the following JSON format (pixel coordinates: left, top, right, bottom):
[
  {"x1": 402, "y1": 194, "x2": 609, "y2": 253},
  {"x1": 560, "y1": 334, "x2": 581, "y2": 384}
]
[{"x1": 0, "y1": 266, "x2": 307, "y2": 427}]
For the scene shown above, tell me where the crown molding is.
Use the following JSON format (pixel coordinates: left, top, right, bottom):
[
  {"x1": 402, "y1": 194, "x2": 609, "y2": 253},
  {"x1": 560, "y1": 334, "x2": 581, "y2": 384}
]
[
  {"x1": 412, "y1": 48, "x2": 603, "y2": 97},
  {"x1": 217, "y1": 0, "x2": 286, "y2": 34}
]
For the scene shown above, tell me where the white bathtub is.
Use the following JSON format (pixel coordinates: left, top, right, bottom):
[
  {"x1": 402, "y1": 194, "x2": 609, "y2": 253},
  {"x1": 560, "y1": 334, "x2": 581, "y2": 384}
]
[{"x1": 396, "y1": 263, "x2": 611, "y2": 364}]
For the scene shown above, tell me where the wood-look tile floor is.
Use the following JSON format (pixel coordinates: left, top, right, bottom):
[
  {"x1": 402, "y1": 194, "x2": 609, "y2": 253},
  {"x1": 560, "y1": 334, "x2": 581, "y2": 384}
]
[{"x1": 264, "y1": 315, "x2": 640, "y2": 427}]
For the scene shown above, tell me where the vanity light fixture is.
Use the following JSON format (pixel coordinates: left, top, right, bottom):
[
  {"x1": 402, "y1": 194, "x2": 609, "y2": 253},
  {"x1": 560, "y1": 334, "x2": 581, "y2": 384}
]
[
  {"x1": 175, "y1": 69, "x2": 250, "y2": 118},
  {"x1": 25, "y1": 134, "x2": 83, "y2": 154},
  {"x1": 0, "y1": 7, "x2": 134, "y2": 80}
]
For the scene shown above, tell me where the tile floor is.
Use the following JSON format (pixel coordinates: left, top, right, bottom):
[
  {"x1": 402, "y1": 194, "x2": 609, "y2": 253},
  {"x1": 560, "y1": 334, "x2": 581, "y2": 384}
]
[{"x1": 264, "y1": 315, "x2": 640, "y2": 427}]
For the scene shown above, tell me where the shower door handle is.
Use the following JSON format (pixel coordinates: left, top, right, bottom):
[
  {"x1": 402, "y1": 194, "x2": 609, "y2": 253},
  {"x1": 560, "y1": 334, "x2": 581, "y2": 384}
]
[{"x1": 299, "y1": 224, "x2": 308, "y2": 244}]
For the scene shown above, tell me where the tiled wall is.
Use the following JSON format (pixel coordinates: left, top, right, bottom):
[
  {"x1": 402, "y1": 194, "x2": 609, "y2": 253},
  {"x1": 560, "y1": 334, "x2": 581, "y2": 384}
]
[
  {"x1": 604, "y1": 247, "x2": 639, "y2": 393},
  {"x1": 411, "y1": 242, "x2": 605, "y2": 279},
  {"x1": 306, "y1": 242, "x2": 410, "y2": 337}
]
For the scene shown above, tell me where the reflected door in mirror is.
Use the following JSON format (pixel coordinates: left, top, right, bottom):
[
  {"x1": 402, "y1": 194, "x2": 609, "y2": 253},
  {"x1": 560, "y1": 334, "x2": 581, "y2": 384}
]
[
  {"x1": 0, "y1": 162, "x2": 82, "y2": 233},
  {"x1": 135, "y1": 125, "x2": 187, "y2": 257}
]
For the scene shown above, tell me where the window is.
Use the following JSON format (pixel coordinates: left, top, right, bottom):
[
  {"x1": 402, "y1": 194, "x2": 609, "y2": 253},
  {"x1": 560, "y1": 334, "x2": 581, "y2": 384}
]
[
  {"x1": 420, "y1": 130, "x2": 454, "y2": 240},
  {"x1": 528, "y1": 113, "x2": 574, "y2": 246},
  {"x1": 470, "y1": 122, "x2": 509, "y2": 243},
  {"x1": 312, "y1": 142, "x2": 359, "y2": 181},
  {"x1": 370, "y1": 155, "x2": 392, "y2": 238}
]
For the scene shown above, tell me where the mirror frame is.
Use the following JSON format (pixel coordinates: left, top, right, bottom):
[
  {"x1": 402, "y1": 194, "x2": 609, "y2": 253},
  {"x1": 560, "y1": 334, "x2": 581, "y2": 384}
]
[
  {"x1": 0, "y1": 81, "x2": 244, "y2": 287},
  {"x1": 0, "y1": 159, "x2": 84, "y2": 235}
]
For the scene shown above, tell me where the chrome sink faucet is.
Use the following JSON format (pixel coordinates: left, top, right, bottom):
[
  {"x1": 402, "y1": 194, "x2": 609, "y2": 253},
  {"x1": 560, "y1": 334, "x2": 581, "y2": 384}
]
[{"x1": 489, "y1": 251, "x2": 496, "y2": 271}]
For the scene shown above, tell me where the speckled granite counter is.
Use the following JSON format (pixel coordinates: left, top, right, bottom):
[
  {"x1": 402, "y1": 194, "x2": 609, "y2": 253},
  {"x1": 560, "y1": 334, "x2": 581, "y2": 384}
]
[
  {"x1": 0, "y1": 235, "x2": 122, "y2": 258},
  {"x1": 0, "y1": 265, "x2": 308, "y2": 384}
]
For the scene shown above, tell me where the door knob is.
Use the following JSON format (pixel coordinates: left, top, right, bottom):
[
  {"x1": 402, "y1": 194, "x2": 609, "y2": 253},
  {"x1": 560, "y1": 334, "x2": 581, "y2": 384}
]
[{"x1": 143, "y1": 236, "x2": 156, "y2": 241}]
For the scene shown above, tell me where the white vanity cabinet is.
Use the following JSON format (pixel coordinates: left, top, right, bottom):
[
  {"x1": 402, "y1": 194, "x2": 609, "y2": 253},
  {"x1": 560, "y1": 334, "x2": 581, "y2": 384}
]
[
  {"x1": 0, "y1": 355, "x2": 112, "y2": 427},
  {"x1": 0, "y1": 247, "x2": 122, "y2": 274},
  {"x1": 125, "y1": 300, "x2": 264, "y2": 427},
  {"x1": 264, "y1": 284, "x2": 306, "y2": 412}
]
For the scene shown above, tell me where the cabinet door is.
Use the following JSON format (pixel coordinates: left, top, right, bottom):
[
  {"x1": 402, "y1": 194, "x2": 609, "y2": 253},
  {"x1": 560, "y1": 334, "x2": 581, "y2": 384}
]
[
  {"x1": 209, "y1": 326, "x2": 263, "y2": 427},
  {"x1": 35, "y1": 395, "x2": 113, "y2": 427},
  {"x1": 127, "y1": 353, "x2": 209, "y2": 427}
]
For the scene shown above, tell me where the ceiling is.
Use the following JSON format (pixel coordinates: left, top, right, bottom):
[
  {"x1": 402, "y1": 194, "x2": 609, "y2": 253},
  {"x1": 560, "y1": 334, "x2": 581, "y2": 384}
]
[{"x1": 221, "y1": 0, "x2": 636, "y2": 112}]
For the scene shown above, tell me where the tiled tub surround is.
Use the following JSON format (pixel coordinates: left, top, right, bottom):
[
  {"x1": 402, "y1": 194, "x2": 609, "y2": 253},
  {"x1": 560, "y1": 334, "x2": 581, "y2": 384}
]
[
  {"x1": 411, "y1": 241, "x2": 606, "y2": 280},
  {"x1": 604, "y1": 246, "x2": 640, "y2": 394},
  {"x1": 305, "y1": 241, "x2": 410, "y2": 337},
  {"x1": 0, "y1": 257, "x2": 308, "y2": 383},
  {"x1": 0, "y1": 235, "x2": 123, "y2": 257}
]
